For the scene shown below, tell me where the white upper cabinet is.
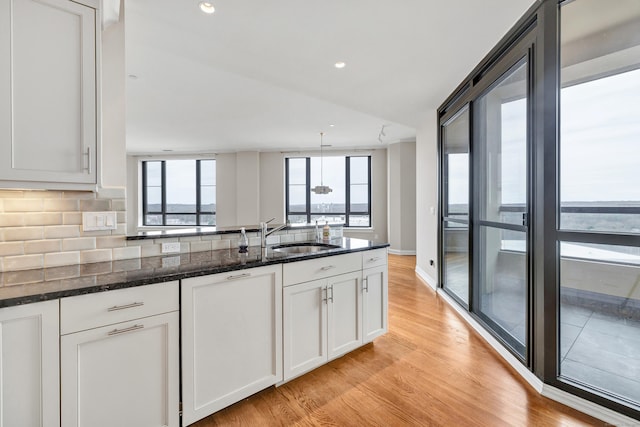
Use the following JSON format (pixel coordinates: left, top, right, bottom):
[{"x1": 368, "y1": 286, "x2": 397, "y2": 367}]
[{"x1": 0, "y1": 0, "x2": 98, "y2": 189}]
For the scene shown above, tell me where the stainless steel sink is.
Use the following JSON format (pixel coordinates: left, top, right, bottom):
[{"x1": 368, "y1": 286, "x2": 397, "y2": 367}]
[{"x1": 270, "y1": 243, "x2": 341, "y2": 254}]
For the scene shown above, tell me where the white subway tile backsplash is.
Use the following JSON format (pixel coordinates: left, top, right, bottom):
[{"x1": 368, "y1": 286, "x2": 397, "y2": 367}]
[
  {"x1": 25, "y1": 239, "x2": 61, "y2": 254},
  {"x1": 0, "y1": 213, "x2": 25, "y2": 227},
  {"x1": 141, "y1": 244, "x2": 162, "y2": 257},
  {"x1": 211, "y1": 239, "x2": 231, "y2": 250},
  {"x1": 62, "y1": 237, "x2": 96, "y2": 251},
  {"x1": 4, "y1": 254, "x2": 44, "y2": 271},
  {"x1": 0, "y1": 242, "x2": 24, "y2": 256},
  {"x1": 3, "y1": 199, "x2": 43, "y2": 212},
  {"x1": 63, "y1": 212, "x2": 83, "y2": 225},
  {"x1": 44, "y1": 199, "x2": 79, "y2": 212},
  {"x1": 80, "y1": 199, "x2": 110, "y2": 211},
  {"x1": 80, "y1": 249, "x2": 112, "y2": 264},
  {"x1": 96, "y1": 236, "x2": 126, "y2": 249},
  {"x1": 113, "y1": 246, "x2": 140, "y2": 260},
  {"x1": 190, "y1": 241, "x2": 212, "y2": 252},
  {"x1": 4, "y1": 227, "x2": 44, "y2": 241},
  {"x1": 22, "y1": 191, "x2": 61, "y2": 199},
  {"x1": 24, "y1": 213, "x2": 63, "y2": 226},
  {"x1": 45, "y1": 251, "x2": 80, "y2": 268},
  {"x1": 44, "y1": 225, "x2": 80, "y2": 239}
]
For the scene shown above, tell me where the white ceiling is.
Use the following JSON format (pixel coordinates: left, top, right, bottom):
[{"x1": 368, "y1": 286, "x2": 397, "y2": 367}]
[{"x1": 125, "y1": 0, "x2": 535, "y2": 154}]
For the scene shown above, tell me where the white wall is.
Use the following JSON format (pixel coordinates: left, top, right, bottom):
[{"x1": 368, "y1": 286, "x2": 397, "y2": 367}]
[
  {"x1": 387, "y1": 141, "x2": 416, "y2": 254},
  {"x1": 415, "y1": 110, "x2": 439, "y2": 285},
  {"x1": 260, "y1": 151, "x2": 285, "y2": 223},
  {"x1": 215, "y1": 153, "x2": 238, "y2": 226},
  {"x1": 235, "y1": 152, "x2": 260, "y2": 225},
  {"x1": 100, "y1": 1, "x2": 126, "y2": 190}
]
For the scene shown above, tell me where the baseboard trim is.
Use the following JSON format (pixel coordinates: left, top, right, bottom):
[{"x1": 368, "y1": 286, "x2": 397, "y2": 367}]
[
  {"x1": 437, "y1": 290, "x2": 637, "y2": 425},
  {"x1": 388, "y1": 249, "x2": 416, "y2": 256},
  {"x1": 414, "y1": 266, "x2": 437, "y2": 291},
  {"x1": 541, "y1": 384, "x2": 639, "y2": 426}
]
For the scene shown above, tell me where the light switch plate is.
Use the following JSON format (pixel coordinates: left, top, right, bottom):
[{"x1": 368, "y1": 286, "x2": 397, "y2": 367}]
[
  {"x1": 162, "y1": 242, "x2": 181, "y2": 253},
  {"x1": 82, "y1": 212, "x2": 117, "y2": 231}
]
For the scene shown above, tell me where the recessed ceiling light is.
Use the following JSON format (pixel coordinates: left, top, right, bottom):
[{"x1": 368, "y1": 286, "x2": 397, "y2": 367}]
[
  {"x1": 329, "y1": 124, "x2": 335, "y2": 127},
  {"x1": 199, "y1": 2, "x2": 215, "y2": 14},
  {"x1": 334, "y1": 62, "x2": 346, "y2": 69}
]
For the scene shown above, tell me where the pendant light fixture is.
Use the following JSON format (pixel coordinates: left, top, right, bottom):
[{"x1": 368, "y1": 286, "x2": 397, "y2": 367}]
[{"x1": 311, "y1": 132, "x2": 333, "y2": 195}]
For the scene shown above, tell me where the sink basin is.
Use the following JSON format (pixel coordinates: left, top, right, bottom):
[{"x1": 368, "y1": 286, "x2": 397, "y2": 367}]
[{"x1": 271, "y1": 243, "x2": 341, "y2": 254}]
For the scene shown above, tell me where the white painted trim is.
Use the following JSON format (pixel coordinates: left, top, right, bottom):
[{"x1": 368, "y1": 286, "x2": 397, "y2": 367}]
[
  {"x1": 414, "y1": 266, "x2": 437, "y2": 291},
  {"x1": 437, "y1": 290, "x2": 543, "y2": 391},
  {"x1": 541, "y1": 384, "x2": 639, "y2": 426},
  {"x1": 388, "y1": 249, "x2": 416, "y2": 256},
  {"x1": 437, "y1": 290, "x2": 637, "y2": 425}
]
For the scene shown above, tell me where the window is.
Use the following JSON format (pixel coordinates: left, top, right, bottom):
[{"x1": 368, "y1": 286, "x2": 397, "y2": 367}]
[
  {"x1": 142, "y1": 159, "x2": 216, "y2": 226},
  {"x1": 285, "y1": 156, "x2": 371, "y2": 227}
]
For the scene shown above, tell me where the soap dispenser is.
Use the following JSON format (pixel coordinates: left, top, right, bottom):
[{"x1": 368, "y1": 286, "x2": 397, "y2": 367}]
[
  {"x1": 322, "y1": 221, "x2": 330, "y2": 242},
  {"x1": 239, "y1": 227, "x2": 249, "y2": 253}
]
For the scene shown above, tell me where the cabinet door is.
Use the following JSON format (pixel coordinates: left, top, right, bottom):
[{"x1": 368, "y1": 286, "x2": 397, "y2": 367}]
[
  {"x1": 0, "y1": 0, "x2": 97, "y2": 186},
  {"x1": 327, "y1": 271, "x2": 363, "y2": 360},
  {"x1": 181, "y1": 265, "x2": 282, "y2": 426},
  {"x1": 0, "y1": 300, "x2": 59, "y2": 427},
  {"x1": 283, "y1": 279, "x2": 327, "y2": 381},
  {"x1": 363, "y1": 264, "x2": 388, "y2": 344},
  {"x1": 61, "y1": 312, "x2": 180, "y2": 427}
]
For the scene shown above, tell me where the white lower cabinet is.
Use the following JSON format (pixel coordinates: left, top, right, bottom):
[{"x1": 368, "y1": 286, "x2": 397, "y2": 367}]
[
  {"x1": 362, "y1": 264, "x2": 389, "y2": 343},
  {"x1": 283, "y1": 270, "x2": 362, "y2": 382},
  {"x1": 0, "y1": 300, "x2": 59, "y2": 427},
  {"x1": 181, "y1": 265, "x2": 283, "y2": 426},
  {"x1": 60, "y1": 282, "x2": 180, "y2": 427}
]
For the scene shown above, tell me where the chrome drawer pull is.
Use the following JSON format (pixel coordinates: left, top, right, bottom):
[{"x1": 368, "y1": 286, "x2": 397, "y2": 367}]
[
  {"x1": 227, "y1": 273, "x2": 251, "y2": 280},
  {"x1": 367, "y1": 257, "x2": 380, "y2": 262},
  {"x1": 108, "y1": 324, "x2": 144, "y2": 336},
  {"x1": 107, "y1": 302, "x2": 144, "y2": 312},
  {"x1": 320, "y1": 265, "x2": 336, "y2": 271}
]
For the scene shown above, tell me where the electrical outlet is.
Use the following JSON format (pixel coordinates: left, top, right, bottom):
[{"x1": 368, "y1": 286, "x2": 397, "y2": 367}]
[
  {"x1": 162, "y1": 255, "x2": 181, "y2": 268},
  {"x1": 162, "y1": 242, "x2": 181, "y2": 253},
  {"x1": 82, "y1": 212, "x2": 117, "y2": 231}
]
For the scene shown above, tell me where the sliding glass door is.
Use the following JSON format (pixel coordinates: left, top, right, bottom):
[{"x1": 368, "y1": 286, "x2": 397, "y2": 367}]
[{"x1": 473, "y1": 58, "x2": 530, "y2": 358}]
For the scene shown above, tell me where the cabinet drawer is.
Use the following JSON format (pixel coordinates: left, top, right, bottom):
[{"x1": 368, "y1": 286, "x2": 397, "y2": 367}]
[
  {"x1": 362, "y1": 248, "x2": 388, "y2": 269},
  {"x1": 283, "y1": 252, "x2": 362, "y2": 287},
  {"x1": 60, "y1": 281, "x2": 179, "y2": 335}
]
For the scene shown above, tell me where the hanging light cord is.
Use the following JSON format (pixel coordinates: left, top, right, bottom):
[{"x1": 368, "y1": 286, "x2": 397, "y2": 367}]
[{"x1": 320, "y1": 132, "x2": 324, "y2": 186}]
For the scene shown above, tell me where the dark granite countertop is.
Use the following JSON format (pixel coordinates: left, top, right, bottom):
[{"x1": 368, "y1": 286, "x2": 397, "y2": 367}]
[{"x1": 0, "y1": 238, "x2": 389, "y2": 308}]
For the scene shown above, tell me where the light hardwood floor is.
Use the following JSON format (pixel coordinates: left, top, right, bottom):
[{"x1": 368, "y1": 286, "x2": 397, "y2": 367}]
[{"x1": 192, "y1": 255, "x2": 603, "y2": 426}]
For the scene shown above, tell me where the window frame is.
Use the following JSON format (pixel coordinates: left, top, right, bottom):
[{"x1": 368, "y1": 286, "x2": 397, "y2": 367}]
[
  {"x1": 285, "y1": 155, "x2": 372, "y2": 227},
  {"x1": 141, "y1": 159, "x2": 216, "y2": 227}
]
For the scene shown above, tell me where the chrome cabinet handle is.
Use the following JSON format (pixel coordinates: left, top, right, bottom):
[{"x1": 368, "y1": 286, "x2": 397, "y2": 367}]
[
  {"x1": 328, "y1": 285, "x2": 334, "y2": 302},
  {"x1": 363, "y1": 278, "x2": 369, "y2": 293},
  {"x1": 227, "y1": 273, "x2": 251, "y2": 280},
  {"x1": 107, "y1": 302, "x2": 144, "y2": 312},
  {"x1": 108, "y1": 324, "x2": 143, "y2": 336},
  {"x1": 84, "y1": 146, "x2": 92, "y2": 174},
  {"x1": 322, "y1": 287, "x2": 327, "y2": 304},
  {"x1": 320, "y1": 265, "x2": 335, "y2": 271}
]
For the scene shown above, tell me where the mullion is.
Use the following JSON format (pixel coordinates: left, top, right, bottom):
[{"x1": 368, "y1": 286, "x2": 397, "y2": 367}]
[
  {"x1": 305, "y1": 157, "x2": 311, "y2": 224},
  {"x1": 346, "y1": 157, "x2": 351, "y2": 226},
  {"x1": 196, "y1": 160, "x2": 202, "y2": 226},
  {"x1": 161, "y1": 161, "x2": 167, "y2": 226}
]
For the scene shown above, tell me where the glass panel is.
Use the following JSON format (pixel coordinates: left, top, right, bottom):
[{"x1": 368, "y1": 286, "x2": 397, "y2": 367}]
[
  {"x1": 200, "y1": 160, "x2": 216, "y2": 185},
  {"x1": 288, "y1": 185, "x2": 306, "y2": 211},
  {"x1": 165, "y1": 214, "x2": 196, "y2": 225},
  {"x1": 348, "y1": 215, "x2": 370, "y2": 227},
  {"x1": 349, "y1": 157, "x2": 369, "y2": 184},
  {"x1": 350, "y1": 184, "x2": 368, "y2": 212},
  {"x1": 288, "y1": 158, "x2": 307, "y2": 185},
  {"x1": 311, "y1": 214, "x2": 345, "y2": 225},
  {"x1": 287, "y1": 214, "x2": 307, "y2": 225},
  {"x1": 443, "y1": 221, "x2": 469, "y2": 305},
  {"x1": 443, "y1": 108, "x2": 469, "y2": 218},
  {"x1": 310, "y1": 156, "x2": 346, "y2": 212},
  {"x1": 199, "y1": 214, "x2": 216, "y2": 226},
  {"x1": 145, "y1": 187, "x2": 162, "y2": 211},
  {"x1": 144, "y1": 215, "x2": 162, "y2": 225},
  {"x1": 145, "y1": 161, "x2": 162, "y2": 186},
  {"x1": 478, "y1": 226, "x2": 527, "y2": 356},
  {"x1": 201, "y1": 186, "x2": 216, "y2": 212},
  {"x1": 560, "y1": 242, "x2": 640, "y2": 403},
  {"x1": 476, "y1": 60, "x2": 528, "y2": 225},
  {"x1": 166, "y1": 160, "x2": 197, "y2": 213}
]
